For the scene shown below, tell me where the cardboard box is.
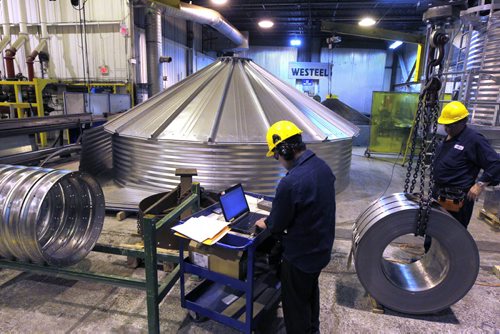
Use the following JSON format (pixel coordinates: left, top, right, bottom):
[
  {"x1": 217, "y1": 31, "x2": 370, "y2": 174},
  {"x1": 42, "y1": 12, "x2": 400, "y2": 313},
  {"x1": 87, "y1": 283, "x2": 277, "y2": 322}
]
[{"x1": 189, "y1": 240, "x2": 246, "y2": 279}]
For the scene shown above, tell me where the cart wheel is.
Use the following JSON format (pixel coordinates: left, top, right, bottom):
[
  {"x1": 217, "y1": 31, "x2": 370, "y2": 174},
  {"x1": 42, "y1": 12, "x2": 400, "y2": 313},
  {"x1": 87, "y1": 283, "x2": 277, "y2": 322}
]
[{"x1": 188, "y1": 310, "x2": 208, "y2": 323}]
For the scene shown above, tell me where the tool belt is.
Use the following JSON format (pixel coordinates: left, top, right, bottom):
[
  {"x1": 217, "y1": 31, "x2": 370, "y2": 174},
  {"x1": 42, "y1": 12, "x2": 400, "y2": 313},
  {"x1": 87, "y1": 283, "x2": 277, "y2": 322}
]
[{"x1": 436, "y1": 187, "x2": 465, "y2": 212}]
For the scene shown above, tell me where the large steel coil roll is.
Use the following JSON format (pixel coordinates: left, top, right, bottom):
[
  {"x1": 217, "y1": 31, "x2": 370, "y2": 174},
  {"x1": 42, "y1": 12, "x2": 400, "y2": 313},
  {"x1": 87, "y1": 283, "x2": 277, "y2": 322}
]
[
  {"x1": 353, "y1": 193, "x2": 479, "y2": 314},
  {"x1": 0, "y1": 165, "x2": 105, "y2": 267}
]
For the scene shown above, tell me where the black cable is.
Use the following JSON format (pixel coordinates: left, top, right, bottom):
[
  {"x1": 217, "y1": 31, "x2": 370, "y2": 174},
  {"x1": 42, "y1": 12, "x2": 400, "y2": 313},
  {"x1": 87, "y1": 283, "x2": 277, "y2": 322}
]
[
  {"x1": 82, "y1": 2, "x2": 91, "y2": 85},
  {"x1": 375, "y1": 151, "x2": 403, "y2": 199},
  {"x1": 78, "y1": 5, "x2": 86, "y2": 84}
]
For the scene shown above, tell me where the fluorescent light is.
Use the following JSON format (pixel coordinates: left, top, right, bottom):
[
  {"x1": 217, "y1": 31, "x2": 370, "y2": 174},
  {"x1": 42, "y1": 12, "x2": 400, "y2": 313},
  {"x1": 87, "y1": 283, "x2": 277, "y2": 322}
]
[
  {"x1": 359, "y1": 17, "x2": 376, "y2": 27},
  {"x1": 290, "y1": 39, "x2": 302, "y2": 46},
  {"x1": 211, "y1": 0, "x2": 228, "y2": 5},
  {"x1": 389, "y1": 41, "x2": 403, "y2": 49},
  {"x1": 258, "y1": 20, "x2": 274, "y2": 28}
]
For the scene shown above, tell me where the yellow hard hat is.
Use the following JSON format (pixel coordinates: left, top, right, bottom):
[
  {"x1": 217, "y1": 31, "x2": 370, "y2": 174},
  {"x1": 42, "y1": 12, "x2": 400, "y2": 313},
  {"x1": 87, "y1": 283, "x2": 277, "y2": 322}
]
[
  {"x1": 266, "y1": 120, "x2": 303, "y2": 157},
  {"x1": 438, "y1": 101, "x2": 469, "y2": 125}
]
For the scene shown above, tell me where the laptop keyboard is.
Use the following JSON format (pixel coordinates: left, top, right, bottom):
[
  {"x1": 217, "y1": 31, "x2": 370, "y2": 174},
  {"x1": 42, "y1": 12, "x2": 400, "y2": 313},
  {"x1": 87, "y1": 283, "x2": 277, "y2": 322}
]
[{"x1": 231, "y1": 212, "x2": 263, "y2": 233}]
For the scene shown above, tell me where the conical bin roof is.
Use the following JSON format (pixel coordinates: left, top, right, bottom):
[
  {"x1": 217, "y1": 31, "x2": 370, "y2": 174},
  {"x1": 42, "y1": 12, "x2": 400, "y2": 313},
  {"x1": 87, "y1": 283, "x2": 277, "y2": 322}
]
[
  {"x1": 104, "y1": 57, "x2": 358, "y2": 142},
  {"x1": 96, "y1": 57, "x2": 359, "y2": 196}
]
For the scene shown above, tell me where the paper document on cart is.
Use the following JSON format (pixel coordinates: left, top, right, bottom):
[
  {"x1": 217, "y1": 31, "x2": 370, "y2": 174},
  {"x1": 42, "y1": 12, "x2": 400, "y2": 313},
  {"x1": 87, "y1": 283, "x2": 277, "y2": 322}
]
[{"x1": 172, "y1": 216, "x2": 229, "y2": 243}]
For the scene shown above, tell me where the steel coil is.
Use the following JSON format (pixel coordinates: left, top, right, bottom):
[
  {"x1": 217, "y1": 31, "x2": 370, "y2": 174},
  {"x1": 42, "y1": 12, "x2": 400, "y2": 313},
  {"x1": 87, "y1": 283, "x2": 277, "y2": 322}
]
[
  {"x1": 0, "y1": 164, "x2": 105, "y2": 267},
  {"x1": 352, "y1": 193, "x2": 479, "y2": 314}
]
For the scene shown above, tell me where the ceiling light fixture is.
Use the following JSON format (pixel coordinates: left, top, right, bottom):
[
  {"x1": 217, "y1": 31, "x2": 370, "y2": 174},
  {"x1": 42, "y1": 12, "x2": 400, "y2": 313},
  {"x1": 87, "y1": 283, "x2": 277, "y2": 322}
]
[
  {"x1": 258, "y1": 19, "x2": 274, "y2": 28},
  {"x1": 211, "y1": 0, "x2": 228, "y2": 5},
  {"x1": 389, "y1": 41, "x2": 403, "y2": 49},
  {"x1": 290, "y1": 38, "x2": 302, "y2": 47},
  {"x1": 359, "y1": 17, "x2": 376, "y2": 27}
]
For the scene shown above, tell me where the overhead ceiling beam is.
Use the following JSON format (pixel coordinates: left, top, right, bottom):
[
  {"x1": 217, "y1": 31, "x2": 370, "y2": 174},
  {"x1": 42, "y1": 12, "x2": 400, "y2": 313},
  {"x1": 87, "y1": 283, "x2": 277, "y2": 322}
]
[{"x1": 321, "y1": 21, "x2": 425, "y2": 44}]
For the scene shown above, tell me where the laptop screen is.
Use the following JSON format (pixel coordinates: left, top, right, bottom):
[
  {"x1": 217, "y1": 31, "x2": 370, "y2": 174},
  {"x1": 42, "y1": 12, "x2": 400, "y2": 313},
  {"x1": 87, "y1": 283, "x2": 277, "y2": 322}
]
[{"x1": 219, "y1": 184, "x2": 249, "y2": 222}]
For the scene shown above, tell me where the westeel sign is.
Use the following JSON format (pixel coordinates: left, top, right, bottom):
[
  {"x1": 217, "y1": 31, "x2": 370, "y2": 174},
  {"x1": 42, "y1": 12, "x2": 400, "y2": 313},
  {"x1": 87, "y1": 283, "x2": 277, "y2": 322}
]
[{"x1": 288, "y1": 62, "x2": 330, "y2": 79}]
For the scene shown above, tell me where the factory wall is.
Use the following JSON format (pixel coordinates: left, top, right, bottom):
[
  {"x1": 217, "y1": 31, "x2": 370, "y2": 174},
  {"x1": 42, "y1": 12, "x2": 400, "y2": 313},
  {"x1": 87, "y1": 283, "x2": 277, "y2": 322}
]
[
  {"x1": 0, "y1": 0, "x2": 130, "y2": 81},
  {"x1": 162, "y1": 38, "x2": 187, "y2": 89},
  {"x1": 240, "y1": 46, "x2": 298, "y2": 86},
  {"x1": 195, "y1": 51, "x2": 215, "y2": 71},
  {"x1": 320, "y1": 48, "x2": 387, "y2": 115},
  {"x1": 236, "y1": 46, "x2": 386, "y2": 115}
]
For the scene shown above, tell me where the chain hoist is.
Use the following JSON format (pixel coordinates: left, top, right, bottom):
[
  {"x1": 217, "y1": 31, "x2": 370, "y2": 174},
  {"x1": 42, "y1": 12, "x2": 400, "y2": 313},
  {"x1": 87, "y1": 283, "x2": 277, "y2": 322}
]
[{"x1": 404, "y1": 29, "x2": 450, "y2": 237}]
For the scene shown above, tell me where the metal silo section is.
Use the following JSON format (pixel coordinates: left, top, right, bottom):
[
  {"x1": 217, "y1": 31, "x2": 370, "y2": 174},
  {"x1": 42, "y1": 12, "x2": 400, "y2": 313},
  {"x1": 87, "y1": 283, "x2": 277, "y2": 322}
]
[
  {"x1": 104, "y1": 57, "x2": 358, "y2": 195},
  {"x1": 79, "y1": 125, "x2": 113, "y2": 175},
  {"x1": 444, "y1": 4, "x2": 500, "y2": 153},
  {"x1": 461, "y1": 9, "x2": 500, "y2": 126}
]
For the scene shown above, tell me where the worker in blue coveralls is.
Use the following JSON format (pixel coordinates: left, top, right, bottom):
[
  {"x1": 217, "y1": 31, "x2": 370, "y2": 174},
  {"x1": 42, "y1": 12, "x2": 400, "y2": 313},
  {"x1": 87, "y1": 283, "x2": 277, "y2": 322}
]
[
  {"x1": 426, "y1": 101, "x2": 500, "y2": 251},
  {"x1": 255, "y1": 120, "x2": 336, "y2": 334}
]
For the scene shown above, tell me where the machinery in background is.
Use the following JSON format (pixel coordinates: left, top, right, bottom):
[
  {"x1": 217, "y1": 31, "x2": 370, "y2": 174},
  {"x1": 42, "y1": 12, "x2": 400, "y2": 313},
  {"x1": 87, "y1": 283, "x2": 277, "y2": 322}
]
[
  {"x1": 0, "y1": 113, "x2": 106, "y2": 166},
  {"x1": 0, "y1": 79, "x2": 132, "y2": 166}
]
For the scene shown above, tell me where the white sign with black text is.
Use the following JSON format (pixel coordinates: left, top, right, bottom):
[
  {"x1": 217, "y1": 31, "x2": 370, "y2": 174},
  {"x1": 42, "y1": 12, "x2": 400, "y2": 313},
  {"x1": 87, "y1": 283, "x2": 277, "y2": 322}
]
[{"x1": 288, "y1": 62, "x2": 330, "y2": 79}]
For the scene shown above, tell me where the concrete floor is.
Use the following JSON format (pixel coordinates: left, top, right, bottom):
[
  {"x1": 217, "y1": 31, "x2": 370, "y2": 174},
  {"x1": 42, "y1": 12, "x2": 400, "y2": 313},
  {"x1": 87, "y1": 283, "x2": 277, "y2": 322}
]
[{"x1": 0, "y1": 147, "x2": 499, "y2": 333}]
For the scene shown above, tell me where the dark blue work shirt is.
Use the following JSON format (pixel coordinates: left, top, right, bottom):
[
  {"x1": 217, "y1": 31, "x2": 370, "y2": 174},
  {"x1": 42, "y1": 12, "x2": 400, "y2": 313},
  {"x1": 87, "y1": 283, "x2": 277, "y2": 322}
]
[
  {"x1": 266, "y1": 149, "x2": 336, "y2": 273},
  {"x1": 433, "y1": 126, "x2": 500, "y2": 189}
]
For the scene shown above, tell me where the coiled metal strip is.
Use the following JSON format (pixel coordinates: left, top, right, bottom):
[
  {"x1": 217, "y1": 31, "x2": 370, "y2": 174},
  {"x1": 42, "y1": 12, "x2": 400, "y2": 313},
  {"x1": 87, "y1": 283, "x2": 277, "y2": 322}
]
[{"x1": 352, "y1": 193, "x2": 479, "y2": 314}]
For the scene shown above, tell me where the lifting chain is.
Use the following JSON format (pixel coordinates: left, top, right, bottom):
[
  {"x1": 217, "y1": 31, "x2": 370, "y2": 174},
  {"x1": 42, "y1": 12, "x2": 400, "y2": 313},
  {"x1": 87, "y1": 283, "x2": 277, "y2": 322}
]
[{"x1": 404, "y1": 29, "x2": 450, "y2": 236}]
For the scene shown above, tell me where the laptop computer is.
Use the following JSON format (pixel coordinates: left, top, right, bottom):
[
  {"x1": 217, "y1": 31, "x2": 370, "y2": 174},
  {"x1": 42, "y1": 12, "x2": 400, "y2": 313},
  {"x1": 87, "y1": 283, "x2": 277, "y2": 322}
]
[{"x1": 219, "y1": 184, "x2": 267, "y2": 234}]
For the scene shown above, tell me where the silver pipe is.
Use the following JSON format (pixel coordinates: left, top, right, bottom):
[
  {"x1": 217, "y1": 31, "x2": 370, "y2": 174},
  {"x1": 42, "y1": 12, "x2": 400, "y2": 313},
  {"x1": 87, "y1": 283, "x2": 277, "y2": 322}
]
[
  {"x1": 145, "y1": 7, "x2": 162, "y2": 96},
  {"x1": 10, "y1": 0, "x2": 29, "y2": 50},
  {"x1": 38, "y1": 0, "x2": 49, "y2": 39},
  {"x1": 150, "y1": 1, "x2": 247, "y2": 48},
  {"x1": 0, "y1": 0, "x2": 11, "y2": 52}
]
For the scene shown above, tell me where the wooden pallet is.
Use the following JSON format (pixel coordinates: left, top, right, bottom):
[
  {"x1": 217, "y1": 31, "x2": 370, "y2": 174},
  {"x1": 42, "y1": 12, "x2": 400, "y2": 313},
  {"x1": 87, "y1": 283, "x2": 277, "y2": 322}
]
[{"x1": 479, "y1": 209, "x2": 500, "y2": 229}]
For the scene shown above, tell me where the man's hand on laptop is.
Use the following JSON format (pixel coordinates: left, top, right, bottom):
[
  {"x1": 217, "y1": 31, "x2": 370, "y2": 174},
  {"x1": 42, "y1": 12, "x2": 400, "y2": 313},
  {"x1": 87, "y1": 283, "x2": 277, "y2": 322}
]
[{"x1": 255, "y1": 218, "x2": 267, "y2": 230}]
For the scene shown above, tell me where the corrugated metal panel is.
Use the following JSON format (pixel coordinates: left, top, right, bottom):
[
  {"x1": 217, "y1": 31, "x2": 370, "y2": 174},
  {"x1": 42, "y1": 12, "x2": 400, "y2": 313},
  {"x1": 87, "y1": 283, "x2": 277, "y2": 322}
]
[
  {"x1": 104, "y1": 58, "x2": 359, "y2": 141},
  {"x1": 1, "y1": 0, "x2": 130, "y2": 81},
  {"x1": 112, "y1": 136, "x2": 352, "y2": 195},
  {"x1": 162, "y1": 38, "x2": 187, "y2": 89},
  {"x1": 320, "y1": 48, "x2": 387, "y2": 115},
  {"x1": 79, "y1": 125, "x2": 113, "y2": 175},
  {"x1": 239, "y1": 46, "x2": 298, "y2": 86},
  {"x1": 4, "y1": 0, "x2": 128, "y2": 30},
  {"x1": 162, "y1": 15, "x2": 187, "y2": 45}
]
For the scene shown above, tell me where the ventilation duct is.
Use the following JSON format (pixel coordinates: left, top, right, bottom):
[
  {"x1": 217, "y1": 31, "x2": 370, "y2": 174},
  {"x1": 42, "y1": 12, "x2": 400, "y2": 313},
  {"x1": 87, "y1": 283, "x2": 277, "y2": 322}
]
[{"x1": 150, "y1": 1, "x2": 247, "y2": 49}]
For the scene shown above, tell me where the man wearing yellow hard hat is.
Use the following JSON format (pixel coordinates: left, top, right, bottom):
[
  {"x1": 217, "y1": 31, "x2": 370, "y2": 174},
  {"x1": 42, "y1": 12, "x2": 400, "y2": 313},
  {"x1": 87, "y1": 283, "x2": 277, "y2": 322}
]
[
  {"x1": 431, "y1": 101, "x2": 499, "y2": 234},
  {"x1": 255, "y1": 120, "x2": 336, "y2": 334}
]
